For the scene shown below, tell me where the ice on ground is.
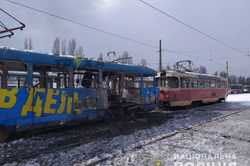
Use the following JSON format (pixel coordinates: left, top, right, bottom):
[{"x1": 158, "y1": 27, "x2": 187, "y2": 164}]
[
  {"x1": 102, "y1": 108, "x2": 250, "y2": 166},
  {"x1": 227, "y1": 94, "x2": 250, "y2": 102},
  {"x1": 2, "y1": 95, "x2": 250, "y2": 166}
]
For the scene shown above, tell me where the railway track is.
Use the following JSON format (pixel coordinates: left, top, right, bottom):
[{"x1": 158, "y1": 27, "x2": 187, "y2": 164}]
[
  {"x1": 0, "y1": 111, "x2": 171, "y2": 165},
  {"x1": 85, "y1": 109, "x2": 245, "y2": 166},
  {"x1": 0, "y1": 102, "x2": 247, "y2": 165}
]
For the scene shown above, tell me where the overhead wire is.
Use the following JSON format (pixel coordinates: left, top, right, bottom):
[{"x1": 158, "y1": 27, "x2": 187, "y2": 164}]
[
  {"x1": 136, "y1": 0, "x2": 246, "y2": 55},
  {"x1": 3, "y1": 0, "x2": 229, "y2": 66},
  {"x1": 3, "y1": 0, "x2": 158, "y2": 49}
]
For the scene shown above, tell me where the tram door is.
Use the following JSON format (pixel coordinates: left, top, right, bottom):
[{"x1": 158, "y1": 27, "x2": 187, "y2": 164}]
[
  {"x1": 96, "y1": 70, "x2": 109, "y2": 110},
  {"x1": 179, "y1": 77, "x2": 191, "y2": 105},
  {"x1": 166, "y1": 77, "x2": 191, "y2": 106}
]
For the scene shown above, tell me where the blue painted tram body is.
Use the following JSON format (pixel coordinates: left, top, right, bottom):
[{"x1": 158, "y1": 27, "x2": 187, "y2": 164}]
[{"x1": 0, "y1": 48, "x2": 159, "y2": 140}]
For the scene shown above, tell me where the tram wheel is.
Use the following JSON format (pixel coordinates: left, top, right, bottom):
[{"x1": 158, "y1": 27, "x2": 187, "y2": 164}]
[
  {"x1": 218, "y1": 98, "x2": 225, "y2": 103},
  {"x1": 192, "y1": 101, "x2": 202, "y2": 107},
  {"x1": 0, "y1": 126, "x2": 10, "y2": 142}
]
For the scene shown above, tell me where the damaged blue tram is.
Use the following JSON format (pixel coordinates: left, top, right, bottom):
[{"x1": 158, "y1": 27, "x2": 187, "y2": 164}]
[{"x1": 0, "y1": 48, "x2": 159, "y2": 141}]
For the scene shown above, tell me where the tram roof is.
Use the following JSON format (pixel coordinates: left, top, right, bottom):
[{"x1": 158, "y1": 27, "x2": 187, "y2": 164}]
[
  {"x1": 160, "y1": 70, "x2": 227, "y2": 81},
  {"x1": 0, "y1": 48, "x2": 74, "y2": 68},
  {"x1": 186, "y1": 72, "x2": 227, "y2": 81},
  {"x1": 77, "y1": 59, "x2": 156, "y2": 77},
  {"x1": 0, "y1": 48, "x2": 156, "y2": 76}
]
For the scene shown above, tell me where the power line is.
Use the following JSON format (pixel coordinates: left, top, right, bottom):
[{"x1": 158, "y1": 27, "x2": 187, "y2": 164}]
[
  {"x1": 3, "y1": 0, "x2": 229, "y2": 65},
  {"x1": 3, "y1": 0, "x2": 157, "y2": 49},
  {"x1": 136, "y1": 0, "x2": 246, "y2": 55}
]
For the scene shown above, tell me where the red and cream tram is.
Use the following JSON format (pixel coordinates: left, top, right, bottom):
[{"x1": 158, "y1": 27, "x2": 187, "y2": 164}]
[{"x1": 158, "y1": 70, "x2": 229, "y2": 107}]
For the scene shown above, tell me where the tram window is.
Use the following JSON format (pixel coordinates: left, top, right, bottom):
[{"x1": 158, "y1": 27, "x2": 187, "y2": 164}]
[
  {"x1": 205, "y1": 81, "x2": 210, "y2": 88},
  {"x1": 166, "y1": 77, "x2": 179, "y2": 88},
  {"x1": 134, "y1": 82, "x2": 140, "y2": 88},
  {"x1": 198, "y1": 80, "x2": 205, "y2": 88},
  {"x1": 210, "y1": 80, "x2": 216, "y2": 88},
  {"x1": 221, "y1": 81, "x2": 227, "y2": 88},
  {"x1": 197, "y1": 80, "x2": 200, "y2": 88},
  {"x1": 74, "y1": 74, "x2": 82, "y2": 88},
  {"x1": 144, "y1": 77, "x2": 154, "y2": 88},
  {"x1": 125, "y1": 78, "x2": 141, "y2": 89},
  {"x1": 216, "y1": 81, "x2": 220, "y2": 88},
  {"x1": 81, "y1": 72, "x2": 93, "y2": 88},
  {"x1": 7, "y1": 75, "x2": 25, "y2": 88},
  {"x1": 191, "y1": 80, "x2": 198, "y2": 88},
  {"x1": 73, "y1": 72, "x2": 98, "y2": 89},
  {"x1": 0, "y1": 61, "x2": 28, "y2": 88},
  {"x1": 4, "y1": 72, "x2": 27, "y2": 88},
  {"x1": 202, "y1": 80, "x2": 205, "y2": 88},
  {"x1": 122, "y1": 77, "x2": 142, "y2": 101},
  {"x1": 217, "y1": 81, "x2": 222, "y2": 88},
  {"x1": 181, "y1": 78, "x2": 190, "y2": 88},
  {"x1": 33, "y1": 71, "x2": 71, "y2": 89},
  {"x1": 144, "y1": 81, "x2": 153, "y2": 88},
  {"x1": 160, "y1": 78, "x2": 166, "y2": 86}
]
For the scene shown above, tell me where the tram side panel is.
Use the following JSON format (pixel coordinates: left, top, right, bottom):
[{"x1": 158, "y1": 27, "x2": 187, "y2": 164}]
[
  {"x1": 158, "y1": 71, "x2": 229, "y2": 107},
  {"x1": 160, "y1": 88, "x2": 192, "y2": 107},
  {"x1": 0, "y1": 87, "x2": 106, "y2": 131},
  {"x1": 142, "y1": 87, "x2": 160, "y2": 110},
  {"x1": 160, "y1": 88, "x2": 228, "y2": 107},
  {"x1": 0, "y1": 86, "x2": 159, "y2": 131},
  {"x1": 189, "y1": 88, "x2": 227, "y2": 104}
]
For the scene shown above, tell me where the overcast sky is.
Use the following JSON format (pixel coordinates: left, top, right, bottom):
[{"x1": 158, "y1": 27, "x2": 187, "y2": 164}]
[{"x1": 1, "y1": 0, "x2": 250, "y2": 76}]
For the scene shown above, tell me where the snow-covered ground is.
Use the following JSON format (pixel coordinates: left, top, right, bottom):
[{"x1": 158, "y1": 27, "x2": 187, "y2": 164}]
[
  {"x1": 227, "y1": 93, "x2": 250, "y2": 102},
  {"x1": 2, "y1": 94, "x2": 250, "y2": 166}
]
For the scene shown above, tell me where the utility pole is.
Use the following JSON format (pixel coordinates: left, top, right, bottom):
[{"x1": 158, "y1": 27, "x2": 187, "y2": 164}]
[
  {"x1": 159, "y1": 40, "x2": 162, "y2": 72},
  {"x1": 226, "y1": 61, "x2": 229, "y2": 86},
  {"x1": 226, "y1": 61, "x2": 229, "y2": 77}
]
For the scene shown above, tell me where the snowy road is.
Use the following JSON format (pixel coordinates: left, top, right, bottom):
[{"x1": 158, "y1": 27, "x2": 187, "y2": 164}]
[{"x1": 2, "y1": 94, "x2": 250, "y2": 166}]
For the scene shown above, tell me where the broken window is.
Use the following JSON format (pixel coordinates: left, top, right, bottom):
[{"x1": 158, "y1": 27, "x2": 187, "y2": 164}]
[{"x1": 166, "y1": 77, "x2": 179, "y2": 88}]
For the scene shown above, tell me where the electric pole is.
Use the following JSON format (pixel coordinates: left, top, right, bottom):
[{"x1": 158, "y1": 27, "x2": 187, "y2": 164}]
[
  {"x1": 226, "y1": 61, "x2": 229, "y2": 85},
  {"x1": 159, "y1": 40, "x2": 162, "y2": 72}
]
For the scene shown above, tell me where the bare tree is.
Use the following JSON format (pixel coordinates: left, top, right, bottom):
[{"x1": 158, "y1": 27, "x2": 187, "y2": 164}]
[
  {"x1": 140, "y1": 59, "x2": 147, "y2": 67},
  {"x1": 238, "y1": 76, "x2": 246, "y2": 85},
  {"x1": 214, "y1": 71, "x2": 218, "y2": 76},
  {"x1": 246, "y1": 77, "x2": 250, "y2": 85},
  {"x1": 68, "y1": 39, "x2": 77, "y2": 56},
  {"x1": 166, "y1": 65, "x2": 172, "y2": 70},
  {"x1": 52, "y1": 37, "x2": 60, "y2": 55},
  {"x1": 61, "y1": 39, "x2": 67, "y2": 55},
  {"x1": 24, "y1": 38, "x2": 33, "y2": 50},
  {"x1": 24, "y1": 38, "x2": 28, "y2": 50},
  {"x1": 97, "y1": 53, "x2": 104, "y2": 62},
  {"x1": 198, "y1": 66, "x2": 207, "y2": 74},
  {"x1": 28, "y1": 38, "x2": 33, "y2": 50},
  {"x1": 120, "y1": 51, "x2": 133, "y2": 64},
  {"x1": 75, "y1": 46, "x2": 84, "y2": 57},
  {"x1": 219, "y1": 71, "x2": 227, "y2": 78},
  {"x1": 229, "y1": 75, "x2": 238, "y2": 84},
  {"x1": 120, "y1": 51, "x2": 128, "y2": 64}
]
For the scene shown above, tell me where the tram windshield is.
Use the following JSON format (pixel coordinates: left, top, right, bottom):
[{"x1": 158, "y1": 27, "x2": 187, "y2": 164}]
[{"x1": 160, "y1": 77, "x2": 179, "y2": 88}]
